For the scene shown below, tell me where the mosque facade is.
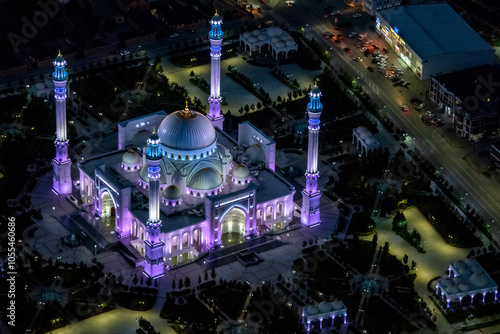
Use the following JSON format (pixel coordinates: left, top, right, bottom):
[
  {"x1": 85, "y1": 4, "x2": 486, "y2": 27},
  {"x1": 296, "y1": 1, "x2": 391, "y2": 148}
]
[{"x1": 54, "y1": 13, "x2": 324, "y2": 278}]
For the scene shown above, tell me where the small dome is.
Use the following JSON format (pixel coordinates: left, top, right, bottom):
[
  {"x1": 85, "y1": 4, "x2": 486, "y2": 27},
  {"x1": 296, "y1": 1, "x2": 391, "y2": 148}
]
[
  {"x1": 211, "y1": 12, "x2": 220, "y2": 22},
  {"x1": 163, "y1": 185, "x2": 182, "y2": 200},
  {"x1": 122, "y1": 150, "x2": 141, "y2": 165},
  {"x1": 439, "y1": 279, "x2": 450, "y2": 288},
  {"x1": 271, "y1": 37, "x2": 282, "y2": 43},
  {"x1": 248, "y1": 36, "x2": 258, "y2": 43},
  {"x1": 459, "y1": 268, "x2": 471, "y2": 276},
  {"x1": 454, "y1": 260, "x2": 466, "y2": 269},
  {"x1": 465, "y1": 258, "x2": 478, "y2": 268},
  {"x1": 275, "y1": 42, "x2": 285, "y2": 48},
  {"x1": 357, "y1": 126, "x2": 369, "y2": 135},
  {"x1": 243, "y1": 32, "x2": 251, "y2": 38},
  {"x1": 470, "y1": 273, "x2": 489, "y2": 288},
  {"x1": 307, "y1": 306, "x2": 319, "y2": 315},
  {"x1": 453, "y1": 276, "x2": 464, "y2": 285},
  {"x1": 447, "y1": 286, "x2": 458, "y2": 294},
  {"x1": 471, "y1": 266, "x2": 483, "y2": 274},
  {"x1": 252, "y1": 30, "x2": 261, "y2": 36},
  {"x1": 458, "y1": 283, "x2": 470, "y2": 292},
  {"x1": 258, "y1": 34, "x2": 268, "y2": 41},
  {"x1": 189, "y1": 168, "x2": 222, "y2": 190},
  {"x1": 232, "y1": 164, "x2": 250, "y2": 179},
  {"x1": 331, "y1": 301, "x2": 344, "y2": 311},
  {"x1": 365, "y1": 137, "x2": 376, "y2": 145},
  {"x1": 285, "y1": 40, "x2": 296, "y2": 47},
  {"x1": 245, "y1": 144, "x2": 265, "y2": 162},
  {"x1": 318, "y1": 301, "x2": 333, "y2": 313},
  {"x1": 266, "y1": 26, "x2": 283, "y2": 37}
]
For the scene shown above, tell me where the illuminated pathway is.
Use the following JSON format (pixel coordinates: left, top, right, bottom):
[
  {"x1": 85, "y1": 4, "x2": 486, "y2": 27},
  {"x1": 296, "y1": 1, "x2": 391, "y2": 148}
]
[{"x1": 367, "y1": 207, "x2": 469, "y2": 332}]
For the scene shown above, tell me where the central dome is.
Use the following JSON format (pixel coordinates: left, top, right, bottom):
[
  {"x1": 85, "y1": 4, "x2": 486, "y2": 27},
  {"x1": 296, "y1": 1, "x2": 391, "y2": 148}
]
[{"x1": 158, "y1": 109, "x2": 217, "y2": 151}]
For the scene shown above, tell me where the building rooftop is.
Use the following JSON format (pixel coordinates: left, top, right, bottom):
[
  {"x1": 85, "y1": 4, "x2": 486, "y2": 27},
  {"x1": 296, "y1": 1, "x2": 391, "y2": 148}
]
[
  {"x1": 378, "y1": 3, "x2": 493, "y2": 60},
  {"x1": 433, "y1": 64, "x2": 500, "y2": 102}
]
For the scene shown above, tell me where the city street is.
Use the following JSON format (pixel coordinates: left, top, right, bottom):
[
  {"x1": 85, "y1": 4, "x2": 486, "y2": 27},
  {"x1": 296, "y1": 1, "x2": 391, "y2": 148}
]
[{"x1": 264, "y1": 0, "x2": 500, "y2": 243}]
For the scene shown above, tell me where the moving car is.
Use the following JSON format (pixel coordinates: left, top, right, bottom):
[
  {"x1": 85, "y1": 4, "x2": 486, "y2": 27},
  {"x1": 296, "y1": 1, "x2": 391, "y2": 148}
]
[
  {"x1": 402, "y1": 105, "x2": 409, "y2": 112},
  {"x1": 353, "y1": 14, "x2": 362, "y2": 18},
  {"x1": 367, "y1": 66, "x2": 374, "y2": 72},
  {"x1": 353, "y1": 57, "x2": 363, "y2": 62},
  {"x1": 349, "y1": 32, "x2": 357, "y2": 37},
  {"x1": 344, "y1": 48, "x2": 351, "y2": 53}
]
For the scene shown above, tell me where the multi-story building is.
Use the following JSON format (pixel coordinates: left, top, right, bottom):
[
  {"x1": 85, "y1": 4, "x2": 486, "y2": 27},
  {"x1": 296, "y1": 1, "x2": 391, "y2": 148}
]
[
  {"x1": 376, "y1": 3, "x2": 494, "y2": 79},
  {"x1": 363, "y1": 0, "x2": 401, "y2": 15},
  {"x1": 429, "y1": 65, "x2": 500, "y2": 141}
]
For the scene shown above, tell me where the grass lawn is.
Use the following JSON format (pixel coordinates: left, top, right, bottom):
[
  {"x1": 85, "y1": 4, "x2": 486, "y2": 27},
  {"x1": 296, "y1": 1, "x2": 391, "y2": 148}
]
[
  {"x1": 363, "y1": 296, "x2": 419, "y2": 334},
  {"x1": 412, "y1": 195, "x2": 482, "y2": 248}
]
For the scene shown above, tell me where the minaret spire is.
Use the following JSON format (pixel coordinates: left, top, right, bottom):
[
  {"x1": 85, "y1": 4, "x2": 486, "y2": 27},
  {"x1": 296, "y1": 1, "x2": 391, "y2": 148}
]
[
  {"x1": 207, "y1": 10, "x2": 224, "y2": 129},
  {"x1": 52, "y1": 51, "x2": 72, "y2": 195},
  {"x1": 301, "y1": 84, "x2": 323, "y2": 227},
  {"x1": 144, "y1": 130, "x2": 165, "y2": 279}
]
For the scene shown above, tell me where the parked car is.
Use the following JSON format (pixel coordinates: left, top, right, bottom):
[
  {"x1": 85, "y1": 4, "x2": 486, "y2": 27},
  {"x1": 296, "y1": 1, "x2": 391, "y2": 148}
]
[
  {"x1": 410, "y1": 98, "x2": 421, "y2": 106},
  {"x1": 426, "y1": 111, "x2": 435, "y2": 117},
  {"x1": 335, "y1": 39, "x2": 342, "y2": 44},
  {"x1": 417, "y1": 103, "x2": 425, "y2": 110},
  {"x1": 433, "y1": 117, "x2": 444, "y2": 126},
  {"x1": 367, "y1": 66, "x2": 374, "y2": 72},
  {"x1": 349, "y1": 32, "x2": 357, "y2": 37}
]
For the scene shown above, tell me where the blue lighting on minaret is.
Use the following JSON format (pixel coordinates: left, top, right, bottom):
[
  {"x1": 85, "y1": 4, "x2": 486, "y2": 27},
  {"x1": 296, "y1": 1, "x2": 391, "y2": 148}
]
[
  {"x1": 207, "y1": 10, "x2": 224, "y2": 129},
  {"x1": 52, "y1": 50, "x2": 72, "y2": 195},
  {"x1": 301, "y1": 83, "x2": 323, "y2": 227},
  {"x1": 144, "y1": 129, "x2": 165, "y2": 279}
]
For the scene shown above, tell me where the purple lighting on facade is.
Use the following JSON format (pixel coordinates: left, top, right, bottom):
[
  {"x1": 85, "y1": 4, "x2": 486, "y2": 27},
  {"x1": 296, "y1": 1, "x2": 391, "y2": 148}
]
[
  {"x1": 207, "y1": 11, "x2": 224, "y2": 129},
  {"x1": 52, "y1": 51, "x2": 72, "y2": 195},
  {"x1": 301, "y1": 83, "x2": 323, "y2": 226},
  {"x1": 144, "y1": 130, "x2": 165, "y2": 279}
]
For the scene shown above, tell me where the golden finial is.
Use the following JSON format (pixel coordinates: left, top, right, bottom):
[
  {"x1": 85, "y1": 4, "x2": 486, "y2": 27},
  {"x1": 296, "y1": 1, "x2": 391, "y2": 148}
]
[
  {"x1": 58, "y1": 49, "x2": 61, "y2": 57},
  {"x1": 314, "y1": 81, "x2": 318, "y2": 88},
  {"x1": 215, "y1": 9, "x2": 218, "y2": 15},
  {"x1": 152, "y1": 127, "x2": 156, "y2": 134},
  {"x1": 185, "y1": 100, "x2": 189, "y2": 111}
]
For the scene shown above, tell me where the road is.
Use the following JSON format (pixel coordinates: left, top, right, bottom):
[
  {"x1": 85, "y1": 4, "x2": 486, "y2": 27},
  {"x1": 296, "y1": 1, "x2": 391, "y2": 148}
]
[{"x1": 265, "y1": 0, "x2": 500, "y2": 242}]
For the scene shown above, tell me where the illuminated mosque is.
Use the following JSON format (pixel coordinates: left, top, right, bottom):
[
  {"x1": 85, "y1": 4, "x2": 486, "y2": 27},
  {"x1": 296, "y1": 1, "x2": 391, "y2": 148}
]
[{"x1": 52, "y1": 13, "x2": 324, "y2": 278}]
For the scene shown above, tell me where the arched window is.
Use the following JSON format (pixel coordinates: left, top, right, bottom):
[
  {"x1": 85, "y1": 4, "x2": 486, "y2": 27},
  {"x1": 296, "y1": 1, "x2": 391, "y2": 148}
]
[{"x1": 171, "y1": 236, "x2": 179, "y2": 251}]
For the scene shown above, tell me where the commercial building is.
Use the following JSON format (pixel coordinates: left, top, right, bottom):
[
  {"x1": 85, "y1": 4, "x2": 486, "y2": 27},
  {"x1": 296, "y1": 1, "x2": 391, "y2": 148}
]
[
  {"x1": 376, "y1": 3, "x2": 494, "y2": 79},
  {"x1": 363, "y1": 0, "x2": 400, "y2": 16},
  {"x1": 429, "y1": 65, "x2": 500, "y2": 140}
]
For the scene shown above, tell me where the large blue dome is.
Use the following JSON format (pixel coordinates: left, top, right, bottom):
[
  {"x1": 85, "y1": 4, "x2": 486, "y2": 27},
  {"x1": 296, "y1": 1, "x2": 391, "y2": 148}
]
[{"x1": 158, "y1": 109, "x2": 217, "y2": 151}]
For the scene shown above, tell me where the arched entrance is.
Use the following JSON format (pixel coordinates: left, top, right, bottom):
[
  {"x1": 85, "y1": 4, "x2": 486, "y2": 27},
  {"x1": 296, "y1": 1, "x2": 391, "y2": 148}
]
[
  {"x1": 100, "y1": 190, "x2": 116, "y2": 235},
  {"x1": 220, "y1": 207, "x2": 246, "y2": 247}
]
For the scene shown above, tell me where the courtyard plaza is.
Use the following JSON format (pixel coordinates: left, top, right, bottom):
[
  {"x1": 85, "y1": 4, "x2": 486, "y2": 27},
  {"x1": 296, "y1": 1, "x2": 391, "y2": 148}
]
[{"x1": 159, "y1": 53, "x2": 321, "y2": 115}]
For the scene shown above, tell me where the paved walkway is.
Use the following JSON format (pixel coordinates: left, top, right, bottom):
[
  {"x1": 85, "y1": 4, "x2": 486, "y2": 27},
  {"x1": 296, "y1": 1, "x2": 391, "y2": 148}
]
[{"x1": 365, "y1": 207, "x2": 469, "y2": 334}]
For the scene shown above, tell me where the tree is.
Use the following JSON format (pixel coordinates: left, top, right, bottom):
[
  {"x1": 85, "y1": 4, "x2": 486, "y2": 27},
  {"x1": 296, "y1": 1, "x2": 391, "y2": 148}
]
[
  {"x1": 146, "y1": 277, "x2": 152, "y2": 287},
  {"x1": 411, "y1": 260, "x2": 417, "y2": 271},
  {"x1": 172, "y1": 279, "x2": 176, "y2": 290},
  {"x1": 140, "y1": 275, "x2": 144, "y2": 285},
  {"x1": 403, "y1": 254, "x2": 408, "y2": 265},
  {"x1": 178, "y1": 278, "x2": 184, "y2": 289},
  {"x1": 210, "y1": 268, "x2": 216, "y2": 280},
  {"x1": 184, "y1": 276, "x2": 191, "y2": 287},
  {"x1": 198, "y1": 275, "x2": 202, "y2": 284},
  {"x1": 204, "y1": 271, "x2": 208, "y2": 281},
  {"x1": 189, "y1": 70, "x2": 195, "y2": 77}
]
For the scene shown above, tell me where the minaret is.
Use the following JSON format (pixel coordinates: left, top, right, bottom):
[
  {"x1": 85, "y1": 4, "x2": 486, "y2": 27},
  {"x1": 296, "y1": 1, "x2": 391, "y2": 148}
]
[
  {"x1": 207, "y1": 10, "x2": 224, "y2": 129},
  {"x1": 301, "y1": 83, "x2": 322, "y2": 227},
  {"x1": 52, "y1": 51, "x2": 72, "y2": 195},
  {"x1": 144, "y1": 130, "x2": 165, "y2": 279}
]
